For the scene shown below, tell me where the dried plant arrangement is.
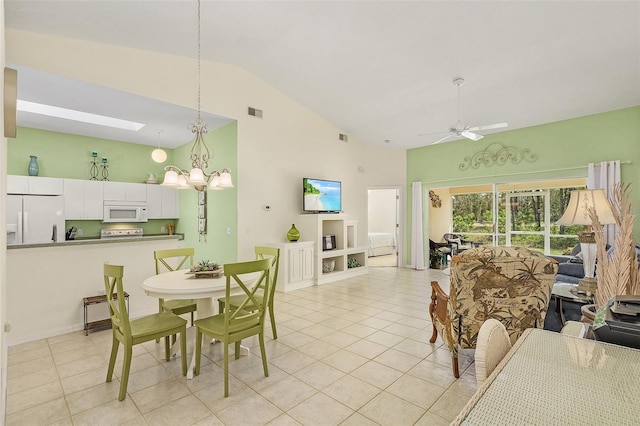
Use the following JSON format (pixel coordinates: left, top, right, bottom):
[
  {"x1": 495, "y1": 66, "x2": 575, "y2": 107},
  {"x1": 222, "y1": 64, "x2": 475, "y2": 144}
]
[{"x1": 589, "y1": 183, "x2": 640, "y2": 307}]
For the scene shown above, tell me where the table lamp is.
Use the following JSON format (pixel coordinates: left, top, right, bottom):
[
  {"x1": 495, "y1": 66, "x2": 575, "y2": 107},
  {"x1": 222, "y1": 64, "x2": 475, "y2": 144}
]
[{"x1": 556, "y1": 189, "x2": 616, "y2": 295}]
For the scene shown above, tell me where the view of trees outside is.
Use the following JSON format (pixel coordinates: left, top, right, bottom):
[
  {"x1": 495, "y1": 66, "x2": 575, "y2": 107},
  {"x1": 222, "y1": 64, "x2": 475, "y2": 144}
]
[{"x1": 452, "y1": 187, "x2": 586, "y2": 254}]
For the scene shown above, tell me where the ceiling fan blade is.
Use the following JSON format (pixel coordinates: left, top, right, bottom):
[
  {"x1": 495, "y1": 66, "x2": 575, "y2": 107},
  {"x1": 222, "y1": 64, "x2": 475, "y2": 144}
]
[
  {"x1": 418, "y1": 130, "x2": 452, "y2": 137},
  {"x1": 461, "y1": 131, "x2": 483, "y2": 141},
  {"x1": 432, "y1": 132, "x2": 456, "y2": 145},
  {"x1": 467, "y1": 122, "x2": 508, "y2": 132}
]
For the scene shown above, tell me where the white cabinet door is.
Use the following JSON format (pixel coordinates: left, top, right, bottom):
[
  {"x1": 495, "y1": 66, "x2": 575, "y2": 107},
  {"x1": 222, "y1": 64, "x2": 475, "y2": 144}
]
[
  {"x1": 7, "y1": 176, "x2": 63, "y2": 195},
  {"x1": 103, "y1": 182, "x2": 126, "y2": 200},
  {"x1": 84, "y1": 180, "x2": 104, "y2": 219},
  {"x1": 302, "y1": 246, "x2": 314, "y2": 280},
  {"x1": 161, "y1": 187, "x2": 179, "y2": 218},
  {"x1": 63, "y1": 179, "x2": 103, "y2": 219},
  {"x1": 289, "y1": 248, "x2": 303, "y2": 283},
  {"x1": 104, "y1": 182, "x2": 147, "y2": 201},
  {"x1": 126, "y1": 183, "x2": 147, "y2": 202},
  {"x1": 63, "y1": 179, "x2": 84, "y2": 219},
  {"x1": 146, "y1": 185, "x2": 162, "y2": 219},
  {"x1": 7, "y1": 175, "x2": 29, "y2": 194},
  {"x1": 28, "y1": 177, "x2": 64, "y2": 195}
]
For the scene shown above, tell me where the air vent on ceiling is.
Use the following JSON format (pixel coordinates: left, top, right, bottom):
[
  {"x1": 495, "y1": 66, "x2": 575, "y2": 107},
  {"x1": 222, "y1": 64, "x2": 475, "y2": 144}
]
[
  {"x1": 248, "y1": 107, "x2": 263, "y2": 118},
  {"x1": 339, "y1": 133, "x2": 348, "y2": 142}
]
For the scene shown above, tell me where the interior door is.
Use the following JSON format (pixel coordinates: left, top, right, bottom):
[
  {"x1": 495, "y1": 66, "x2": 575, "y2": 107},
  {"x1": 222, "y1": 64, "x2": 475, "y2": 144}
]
[{"x1": 367, "y1": 188, "x2": 400, "y2": 267}]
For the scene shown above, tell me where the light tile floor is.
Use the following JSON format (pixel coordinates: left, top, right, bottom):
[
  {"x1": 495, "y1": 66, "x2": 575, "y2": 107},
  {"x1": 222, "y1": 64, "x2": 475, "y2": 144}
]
[{"x1": 6, "y1": 267, "x2": 477, "y2": 425}]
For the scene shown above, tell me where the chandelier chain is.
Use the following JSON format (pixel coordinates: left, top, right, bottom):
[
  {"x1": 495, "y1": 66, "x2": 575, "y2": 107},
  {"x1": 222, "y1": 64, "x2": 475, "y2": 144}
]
[{"x1": 197, "y1": 0, "x2": 201, "y2": 120}]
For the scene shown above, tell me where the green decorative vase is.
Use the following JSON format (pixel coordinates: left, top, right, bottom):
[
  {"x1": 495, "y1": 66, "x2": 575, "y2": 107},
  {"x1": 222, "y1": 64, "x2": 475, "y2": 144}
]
[{"x1": 287, "y1": 224, "x2": 300, "y2": 242}]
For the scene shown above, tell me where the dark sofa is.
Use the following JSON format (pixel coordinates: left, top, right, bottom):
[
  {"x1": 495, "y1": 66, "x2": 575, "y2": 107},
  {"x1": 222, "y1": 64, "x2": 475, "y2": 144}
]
[{"x1": 549, "y1": 244, "x2": 584, "y2": 284}]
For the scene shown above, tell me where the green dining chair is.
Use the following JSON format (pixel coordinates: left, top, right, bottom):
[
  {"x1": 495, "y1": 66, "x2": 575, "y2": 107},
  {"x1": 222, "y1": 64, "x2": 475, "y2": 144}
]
[
  {"x1": 218, "y1": 246, "x2": 280, "y2": 338},
  {"x1": 104, "y1": 264, "x2": 187, "y2": 401},
  {"x1": 195, "y1": 258, "x2": 272, "y2": 397},
  {"x1": 154, "y1": 248, "x2": 198, "y2": 325}
]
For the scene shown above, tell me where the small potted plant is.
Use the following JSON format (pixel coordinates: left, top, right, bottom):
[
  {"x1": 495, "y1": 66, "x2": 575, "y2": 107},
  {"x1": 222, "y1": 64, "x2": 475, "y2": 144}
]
[{"x1": 189, "y1": 260, "x2": 222, "y2": 278}]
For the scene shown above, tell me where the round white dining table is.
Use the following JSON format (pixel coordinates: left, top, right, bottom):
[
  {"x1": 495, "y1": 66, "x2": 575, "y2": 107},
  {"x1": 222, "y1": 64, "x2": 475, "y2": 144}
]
[{"x1": 142, "y1": 269, "x2": 257, "y2": 378}]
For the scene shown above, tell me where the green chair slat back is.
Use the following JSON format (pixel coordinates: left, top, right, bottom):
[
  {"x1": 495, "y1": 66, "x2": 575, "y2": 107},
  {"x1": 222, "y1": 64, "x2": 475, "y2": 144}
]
[
  {"x1": 194, "y1": 257, "x2": 273, "y2": 397},
  {"x1": 218, "y1": 246, "x2": 281, "y2": 338},
  {"x1": 104, "y1": 264, "x2": 188, "y2": 401},
  {"x1": 154, "y1": 248, "x2": 197, "y2": 322}
]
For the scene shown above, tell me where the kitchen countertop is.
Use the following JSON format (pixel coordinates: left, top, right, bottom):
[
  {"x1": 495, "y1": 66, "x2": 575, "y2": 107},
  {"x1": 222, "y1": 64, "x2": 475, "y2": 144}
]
[{"x1": 7, "y1": 234, "x2": 183, "y2": 249}]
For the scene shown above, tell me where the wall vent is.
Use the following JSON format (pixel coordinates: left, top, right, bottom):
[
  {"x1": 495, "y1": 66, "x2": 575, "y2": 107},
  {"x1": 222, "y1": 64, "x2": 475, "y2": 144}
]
[
  {"x1": 339, "y1": 133, "x2": 348, "y2": 142},
  {"x1": 248, "y1": 107, "x2": 263, "y2": 118}
]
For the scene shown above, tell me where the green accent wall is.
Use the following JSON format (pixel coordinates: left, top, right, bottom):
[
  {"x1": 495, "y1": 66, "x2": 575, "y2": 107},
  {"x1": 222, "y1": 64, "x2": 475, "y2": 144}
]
[
  {"x1": 406, "y1": 106, "x2": 640, "y2": 259},
  {"x1": 7, "y1": 122, "x2": 238, "y2": 264}
]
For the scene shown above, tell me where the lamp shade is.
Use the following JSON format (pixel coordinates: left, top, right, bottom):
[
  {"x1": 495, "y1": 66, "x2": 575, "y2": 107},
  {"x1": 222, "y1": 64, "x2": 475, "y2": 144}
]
[
  {"x1": 189, "y1": 167, "x2": 206, "y2": 185},
  {"x1": 556, "y1": 189, "x2": 616, "y2": 225},
  {"x1": 161, "y1": 170, "x2": 179, "y2": 187},
  {"x1": 218, "y1": 170, "x2": 234, "y2": 188},
  {"x1": 151, "y1": 148, "x2": 167, "y2": 163},
  {"x1": 177, "y1": 174, "x2": 191, "y2": 189}
]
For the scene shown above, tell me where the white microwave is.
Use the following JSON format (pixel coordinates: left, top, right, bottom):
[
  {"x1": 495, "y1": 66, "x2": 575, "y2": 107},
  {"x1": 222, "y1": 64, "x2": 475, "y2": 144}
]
[{"x1": 103, "y1": 201, "x2": 148, "y2": 223}]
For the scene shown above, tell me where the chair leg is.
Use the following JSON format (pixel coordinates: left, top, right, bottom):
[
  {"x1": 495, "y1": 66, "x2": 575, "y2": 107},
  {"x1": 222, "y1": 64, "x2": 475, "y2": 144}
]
[
  {"x1": 259, "y1": 332, "x2": 269, "y2": 378},
  {"x1": 190, "y1": 311, "x2": 194, "y2": 326},
  {"x1": 224, "y1": 342, "x2": 230, "y2": 398},
  {"x1": 452, "y1": 354, "x2": 460, "y2": 378},
  {"x1": 180, "y1": 327, "x2": 187, "y2": 376},
  {"x1": 106, "y1": 338, "x2": 119, "y2": 382},
  {"x1": 269, "y1": 305, "x2": 277, "y2": 339},
  {"x1": 429, "y1": 323, "x2": 438, "y2": 344},
  {"x1": 157, "y1": 299, "x2": 164, "y2": 343},
  {"x1": 235, "y1": 341, "x2": 241, "y2": 360},
  {"x1": 119, "y1": 345, "x2": 133, "y2": 401},
  {"x1": 218, "y1": 299, "x2": 225, "y2": 315},
  {"x1": 194, "y1": 328, "x2": 203, "y2": 376},
  {"x1": 165, "y1": 336, "x2": 171, "y2": 361}
]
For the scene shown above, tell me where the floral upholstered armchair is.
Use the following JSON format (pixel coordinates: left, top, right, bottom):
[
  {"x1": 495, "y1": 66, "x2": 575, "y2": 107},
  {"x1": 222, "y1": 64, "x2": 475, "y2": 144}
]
[{"x1": 429, "y1": 246, "x2": 558, "y2": 377}]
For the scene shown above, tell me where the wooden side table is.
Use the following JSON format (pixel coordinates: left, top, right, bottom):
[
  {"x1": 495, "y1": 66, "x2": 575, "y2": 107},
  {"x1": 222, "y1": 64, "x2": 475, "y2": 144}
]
[{"x1": 83, "y1": 292, "x2": 129, "y2": 335}]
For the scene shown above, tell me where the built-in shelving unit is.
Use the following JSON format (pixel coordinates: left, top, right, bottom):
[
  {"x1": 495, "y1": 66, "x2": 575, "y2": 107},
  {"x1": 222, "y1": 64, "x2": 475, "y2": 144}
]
[{"x1": 297, "y1": 213, "x2": 368, "y2": 285}]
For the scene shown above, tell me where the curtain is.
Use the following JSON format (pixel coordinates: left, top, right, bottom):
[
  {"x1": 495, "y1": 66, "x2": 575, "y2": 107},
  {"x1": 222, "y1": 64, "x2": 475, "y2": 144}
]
[
  {"x1": 411, "y1": 182, "x2": 425, "y2": 270},
  {"x1": 587, "y1": 160, "x2": 620, "y2": 245}
]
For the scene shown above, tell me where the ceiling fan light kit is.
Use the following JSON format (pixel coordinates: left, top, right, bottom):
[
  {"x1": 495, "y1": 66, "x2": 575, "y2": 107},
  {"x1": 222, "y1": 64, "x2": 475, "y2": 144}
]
[{"x1": 420, "y1": 77, "x2": 508, "y2": 145}]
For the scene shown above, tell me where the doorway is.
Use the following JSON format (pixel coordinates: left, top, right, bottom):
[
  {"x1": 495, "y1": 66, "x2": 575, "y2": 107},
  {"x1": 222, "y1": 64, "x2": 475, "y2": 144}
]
[{"x1": 367, "y1": 188, "x2": 400, "y2": 267}]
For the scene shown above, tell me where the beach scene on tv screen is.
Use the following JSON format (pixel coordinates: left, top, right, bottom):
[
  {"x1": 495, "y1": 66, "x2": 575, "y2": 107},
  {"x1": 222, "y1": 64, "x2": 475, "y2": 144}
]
[{"x1": 304, "y1": 179, "x2": 341, "y2": 211}]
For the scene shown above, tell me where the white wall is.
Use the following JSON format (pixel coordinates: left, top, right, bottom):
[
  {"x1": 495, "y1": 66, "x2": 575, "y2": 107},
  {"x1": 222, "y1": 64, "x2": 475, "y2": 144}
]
[
  {"x1": 367, "y1": 189, "x2": 397, "y2": 234},
  {"x1": 5, "y1": 30, "x2": 407, "y2": 263}
]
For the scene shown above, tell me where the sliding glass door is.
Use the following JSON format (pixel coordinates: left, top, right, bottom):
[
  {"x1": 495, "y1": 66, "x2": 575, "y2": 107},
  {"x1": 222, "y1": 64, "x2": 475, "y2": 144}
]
[{"x1": 445, "y1": 178, "x2": 585, "y2": 255}]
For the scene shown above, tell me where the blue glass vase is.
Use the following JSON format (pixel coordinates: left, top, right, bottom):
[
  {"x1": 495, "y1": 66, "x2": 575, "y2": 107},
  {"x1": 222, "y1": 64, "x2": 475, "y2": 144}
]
[{"x1": 28, "y1": 155, "x2": 39, "y2": 176}]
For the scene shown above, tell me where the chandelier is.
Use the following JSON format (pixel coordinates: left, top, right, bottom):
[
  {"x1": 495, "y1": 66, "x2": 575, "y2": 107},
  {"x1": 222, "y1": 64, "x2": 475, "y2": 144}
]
[{"x1": 161, "y1": 0, "x2": 233, "y2": 192}]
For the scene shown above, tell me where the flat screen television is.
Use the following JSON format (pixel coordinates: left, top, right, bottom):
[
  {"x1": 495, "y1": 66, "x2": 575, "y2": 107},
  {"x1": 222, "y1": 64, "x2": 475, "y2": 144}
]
[{"x1": 303, "y1": 178, "x2": 342, "y2": 213}]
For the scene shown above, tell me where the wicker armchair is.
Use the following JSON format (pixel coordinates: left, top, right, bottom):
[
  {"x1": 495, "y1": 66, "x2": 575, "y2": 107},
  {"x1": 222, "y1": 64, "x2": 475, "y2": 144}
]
[{"x1": 429, "y1": 246, "x2": 558, "y2": 377}]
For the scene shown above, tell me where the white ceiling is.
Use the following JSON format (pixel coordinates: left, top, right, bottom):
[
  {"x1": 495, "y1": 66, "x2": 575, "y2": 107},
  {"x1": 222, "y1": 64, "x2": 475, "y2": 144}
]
[{"x1": 5, "y1": 1, "x2": 640, "y2": 149}]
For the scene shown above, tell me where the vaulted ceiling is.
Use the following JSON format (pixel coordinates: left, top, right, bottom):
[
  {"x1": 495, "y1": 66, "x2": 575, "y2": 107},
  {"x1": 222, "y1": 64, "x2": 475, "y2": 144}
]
[{"x1": 5, "y1": 1, "x2": 640, "y2": 149}]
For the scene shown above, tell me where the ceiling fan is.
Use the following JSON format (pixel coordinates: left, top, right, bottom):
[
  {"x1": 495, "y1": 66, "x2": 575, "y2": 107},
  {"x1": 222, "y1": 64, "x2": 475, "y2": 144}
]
[{"x1": 420, "y1": 77, "x2": 508, "y2": 145}]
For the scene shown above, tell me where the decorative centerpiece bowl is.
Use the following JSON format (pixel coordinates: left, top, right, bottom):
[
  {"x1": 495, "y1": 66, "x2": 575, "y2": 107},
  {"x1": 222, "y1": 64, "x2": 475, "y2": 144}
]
[{"x1": 187, "y1": 260, "x2": 222, "y2": 278}]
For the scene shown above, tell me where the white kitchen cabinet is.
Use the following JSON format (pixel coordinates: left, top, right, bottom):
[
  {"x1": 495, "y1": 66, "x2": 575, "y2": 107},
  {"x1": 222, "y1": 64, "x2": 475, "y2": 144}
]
[
  {"x1": 103, "y1": 182, "x2": 147, "y2": 202},
  {"x1": 146, "y1": 185, "x2": 178, "y2": 219},
  {"x1": 63, "y1": 179, "x2": 104, "y2": 220},
  {"x1": 8, "y1": 175, "x2": 63, "y2": 195},
  {"x1": 161, "y1": 187, "x2": 179, "y2": 218},
  {"x1": 264, "y1": 241, "x2": 315, "y2": 292},
  {"x1": 146, "y1": 184, "x2": 162, "y2": 219}
]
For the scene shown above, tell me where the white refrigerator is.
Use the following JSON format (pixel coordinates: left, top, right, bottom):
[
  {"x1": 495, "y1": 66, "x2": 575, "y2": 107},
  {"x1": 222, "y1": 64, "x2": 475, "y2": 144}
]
[{"x1": 6, "y1": 195, "x2": 65, "y2": 245}]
